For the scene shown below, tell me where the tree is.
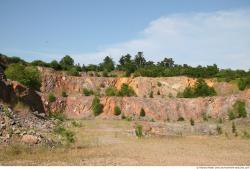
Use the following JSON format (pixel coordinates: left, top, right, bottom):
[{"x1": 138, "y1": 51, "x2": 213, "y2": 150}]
[
  {"x1": 67, "y1": 67, "x2": 79, "y2": 76},
  {"x1": 91, "y1": 96, "x2": 103, "y2": 116},
  {"x1": 134, "y1": 52, "x2": 146, "y2": 68},
  {"x1": 5, "y1": 63, "x2": 41, "y2": 90},
  {"x1": 118, "y1": 54, "x2": 136, "y2": 76},
  {"x1": 31, "y1": 60, "x2": 49, "y2": 67},
  {"x1": 50, "y1": 60, "x2": 61, "y2": 70},
  {"x1": 60, "y1": 55, "x2": 74, "y2": 70},
  {"x1": 193, "y1": 79, "x2": 216, "y2": 97},
  {"x1": 158, "y1": 57, "x2": 175, "y2": 68},
  {"x1": 118, "y1": 83, "x2": 136, "y2": 96},
  {"x1": 99, "y1": 56, "x2": 115, "y2": 72},
  {"x1": 140, "y1": 108, "x2": 146, "y2": 117}
]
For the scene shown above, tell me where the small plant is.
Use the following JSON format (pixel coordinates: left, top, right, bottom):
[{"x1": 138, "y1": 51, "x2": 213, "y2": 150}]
[
  {"x1": 54, "y1": 126, "x2": 75, "y2": 144},
  {"x1": 228, "y1": 110, "x2": 236, "y2": 120},
  {"x1": 83, "y1": 87, "x2": 94, "y2": 96},
  {"x1": 242, "y1": 131, "x2": 250, "y2": 139},
  {"x1": 121, "y1": 113, "x2": 126, "y2": 119},
  {"x1": 149, "y1": 91, "x2": 153, "y2": 98},
  {"x1": 61, "y1": 91, "x2": 68, "y2": 97},
  {"x1": 140, "y1": 108, "x2": 146, "y2": 117},
  {"x1": 190, "y1": 118, "x2": 195, "y2": 126},
  {"x1": 71, "y1": 120, "x2": 82, "y2": 127},
  {"x1": 135, "y1": 124, "x2": 143, "y2": 138},
  {"x1": 117, "y1": 83, "x2": 136, "y2": 97},
  {"x1": 228, "y1": 100, "x2": 247, "y2": 120},
  {"x1": 105, "y1": 86, "x2": 117, "y2": 96},
  {"x1": 218, "y1": 117, "x2": 223, "y2": 124},
  {"x1": 157, "y1": 81, "x2": 162, "y2": 87},
  {"x1": 232, "y1": 122, "x2": 236, "y2": 134},
  {"x1": 216, "y1": 125, "x2": 222, "y2": 135},
  {"x1": 49, "y1": 111, "x2": 66, "y2": 121},
  {"x1": 168, "y1": 93, "x2": 173, "y2": 98},
  {"x1": 202, "y1": 112, "x2": 208, "y2": 121},
  {"x1": 48, "y1": 93, "x2": 56, "y2": 102},
  {"x1": 91, "y1": 96, "x2": 103, "y2": 116},
  {"x1": 177, "y1": 116, "x2": 185, "y2": 121},
  {"x1": 157, "y1": 90, "x2": 160, "y2": 95},
  {"x1": 114, "y1": 105, "x2": 121, "y2": 116}
]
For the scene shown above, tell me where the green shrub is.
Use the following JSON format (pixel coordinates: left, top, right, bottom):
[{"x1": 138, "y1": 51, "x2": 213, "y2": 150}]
[
  {"x1": 190, "y1": 118, "x2": 195, "y2": 126},
  {"x1": 140, "y1": 108, "x2": 146, "y2": 117},
  {"x1": 54, "y1": 126, "x2": 75, "y2": 144},
  {"x1": 61, "y1": 91, "x2": 68, "y2": 97},
  {"x1": 237, "y1": 78, "x2": 247, "y2": 91},
  {"x1": 92, "y1": 96, "x2": 103, "y2": 116},
  {"x1": 67, "y1": 67, "x2": 79, "y2": 76},
  {"x1": 157, "y1": 90, "x2": 160, "y2": 95},
  {"x1": 149, "y1": 91, "x2": 153, "y2": 98},
  {"x1": 135, "y1": 124, "x2": 143, "y2": 138},
  {"x1": 202, "y1": 112, "x2": 208, "y2": 121},
  {"x1": 5, "y1": 63, "x2": 41, "y2": 90},
  {"x1": 71, "y1": 120, "x2": 82, "y2": 127},
  {"x1": 114, "y1": 106, "x2": 121, "y2": 116},
  {"x1": 48, "y1": 93, "x2": 56, "y2": 102},
  {"x1": 83, "y1": 87, "x2": 94, "y2": 96},
  {"x1": 232, "y1": 122, "x2": 236, "y2": 134},
  {"x1": 49, "y1": 111, "x2": 66, "y2": 121},
  {"x1": 178, "y1": 79, "x2": 216, "y2": 98},
  {"x1": 157, "y1": 81, "x2": 162, "y2": 87},
  {"x1": 229, "y1": 100, "x2": 247, "y2": 120},
  {"x1": 177, "y1": 116, "x2": 185, "y2": 121},
  {"x1": 242, "y1": 131, "x2": 250, "y2": 139},
  {"x1": 105, "y1": 86, "x2": 118, "y2": 96},
  {"x1": 117, "y1": 83, "x2": 136, "y2": 97},
  {"x1": 216, "y1": 125, "x2": 222, "y2": 135}
]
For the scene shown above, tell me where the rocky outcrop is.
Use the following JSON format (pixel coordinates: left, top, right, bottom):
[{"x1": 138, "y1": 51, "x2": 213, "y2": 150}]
[
  {"x1": 47, "y1": 89, "x2": 250, "y2": 121},
  {"x1": 39, "y1": 67, "x2": 239, "y2": 98},
  {"x1": 0, "y1": 79, "x2": 45, "y2": 113}
]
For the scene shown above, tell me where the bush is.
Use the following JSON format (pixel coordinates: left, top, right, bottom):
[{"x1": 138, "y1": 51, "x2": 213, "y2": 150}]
[
  {"x1": 114, "y1": 105, "x2": 121, "y2": 116},
  {"x1": 202, "y1": 112, "x2": 208, "y2": 121},
  {"x1": 83, "y1": 87, "x2": 94, "y2": 96},
  {"x1": 54, "y1": 126, "x2": 75, "y2": 144},
  {"x1": 61, "y1": 91, "x2": 68, "y2": 97},
  {"x1": 67, "y1": 67, "x2": 79, "y2": 76},
  {"x1": 92, "y1": 96, "x2": 103, "y2": 116},
  {"x1": 178, "y1": 79, "x2": 216, "y2": 98},
  {"x1": 71, "y1": 120, "x2": 82, "y2": 127},
  {"x1": 117, "y1": 83, "x2": 136, "y2": 97},
  {"x1": 49, "y1": 111, "x2": 66, "y2": 121},
  {"x1": 232, "y1": 122, "x2": 236, "y2": 134},
  {"x1": 5, "y1": 63, "x2": 41, "y2": 90},
  {"x1": 216, "y1": 125, "x2": 222, "y2": 135},
  {"x1": 242, "y1": 131, "x2": 250, "y2": 139},
  {"x1": 157, "y1": 81, "x2": 162, "y2": 87},
  {"x1": 105, "y1": 86, "x2": 118, "y2": 96},
  {"x1": 140, "y1": 108, "x2": 146, "y2": 117},
  {"x1": 190, "y1": 118, "x2": 195, "y2": 126},
  {"x1": 237, "y1": 78, "x2": 247, "y2": 90},
  {"x1": 149, "y1": 91, "x2": 153, "y2": 98},
  {"x1": 135, "y1": 124, "x2": 143, "y2": 138},
  {"x1": 48, "y1": 93, "x2": 56, "y2": 102},
  {"x1": 177, "y1": 116, "x2": 185, "y2": 121},
  {"x1": 229, "y1": 100, "x2": 247, "y2": 119}
]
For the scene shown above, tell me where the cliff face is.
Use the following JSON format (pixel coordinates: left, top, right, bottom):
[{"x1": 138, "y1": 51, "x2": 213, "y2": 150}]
[
  {"x1": 45, "y1": 91, "x2": 250, "y2": 121},
  {"x1": 39, "y1": 67, "x2": 239, "y2": 98},
  {"x1": 38, "y1": 67, "x2": 249, "y2": 121},
  {"x1": 0, "y1": 79, "x2": 45, "y2": 113}
]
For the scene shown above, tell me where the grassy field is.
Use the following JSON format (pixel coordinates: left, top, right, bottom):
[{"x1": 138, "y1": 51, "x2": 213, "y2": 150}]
[{"x1": 0, "y1": 119, "x2": 250, "y2": 166}]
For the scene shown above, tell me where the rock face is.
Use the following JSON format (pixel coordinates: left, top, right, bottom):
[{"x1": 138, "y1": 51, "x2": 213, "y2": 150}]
[
  {"x1": 39, "y1": 67, "x2": 249, "y2": 121},
  {"x1": 47, "y1": 90, "x2": 250, "y2": 121},
  {"x1": 39, "y1": 67, "x2": 239, "y2": 98},
  {"x1": 0, "y1": 79, "x2": 45, "y2": 113}
]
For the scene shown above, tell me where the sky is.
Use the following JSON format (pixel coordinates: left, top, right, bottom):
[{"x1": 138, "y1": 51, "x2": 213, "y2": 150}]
[{"x1": 0, "y1": 0, "x2": 250, "y2": 70}]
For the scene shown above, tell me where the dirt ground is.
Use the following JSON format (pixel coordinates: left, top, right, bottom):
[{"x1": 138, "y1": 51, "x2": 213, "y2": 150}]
[{"x1": 0, "y1": 119, "x2": 250, "y2": 166}]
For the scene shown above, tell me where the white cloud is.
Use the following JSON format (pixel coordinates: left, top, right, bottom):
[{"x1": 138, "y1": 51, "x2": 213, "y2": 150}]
[{"x1": 74, "y1": 8, "x2": 250, "y2": 70}]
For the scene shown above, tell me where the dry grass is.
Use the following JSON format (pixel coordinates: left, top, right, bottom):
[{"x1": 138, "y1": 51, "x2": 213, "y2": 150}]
[{"x1": 1, "y1": 119, "x2": 250, "y2": 166}]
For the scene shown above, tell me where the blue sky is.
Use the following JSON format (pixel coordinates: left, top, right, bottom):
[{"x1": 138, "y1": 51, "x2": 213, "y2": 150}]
[{"x1": 0, "y1": 0, "x2": 250, "y2": 69}]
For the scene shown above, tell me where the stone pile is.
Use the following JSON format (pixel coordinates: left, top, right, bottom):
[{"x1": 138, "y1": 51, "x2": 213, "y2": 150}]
[{"x1": 0, "y1": 104, "x2": 56, "y2": 145}]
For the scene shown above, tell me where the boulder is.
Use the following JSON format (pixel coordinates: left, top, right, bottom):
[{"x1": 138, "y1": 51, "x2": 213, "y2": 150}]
[{"x1": 21, "y1": 135, "x2": 38, "y2": 144}]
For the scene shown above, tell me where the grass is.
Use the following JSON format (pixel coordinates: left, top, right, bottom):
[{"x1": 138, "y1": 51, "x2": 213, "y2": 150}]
[{"x1": 1, "y1": 119, "x2": 250, "y2": 165}]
